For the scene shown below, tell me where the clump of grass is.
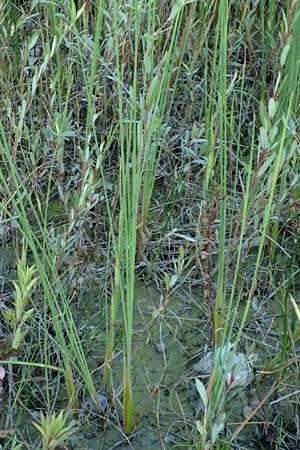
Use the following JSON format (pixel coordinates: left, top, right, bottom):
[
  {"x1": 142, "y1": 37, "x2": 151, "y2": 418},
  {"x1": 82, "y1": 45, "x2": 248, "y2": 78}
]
[
  {"x1": 193, "y1": 0, "x2": 300, "y2": 448},
  {"x1": 100, "y1": 0, "x2": 195, "y2": 434},
  {"x1": 33, "y1": 410, "x2": 78, "y2": 450}
]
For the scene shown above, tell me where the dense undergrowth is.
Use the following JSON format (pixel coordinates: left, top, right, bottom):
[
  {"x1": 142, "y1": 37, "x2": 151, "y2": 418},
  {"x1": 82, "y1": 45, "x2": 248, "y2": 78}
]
[{"x1": 0, "y1": 1, "x2": 299, "y2": 449}]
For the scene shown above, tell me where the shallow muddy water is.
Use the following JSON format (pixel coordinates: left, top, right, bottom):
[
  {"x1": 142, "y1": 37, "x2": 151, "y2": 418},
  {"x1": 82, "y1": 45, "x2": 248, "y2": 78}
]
[
  {"x1": 0, "y1": 240, "x2": 299, "y2": 449},
  {"x1": 71, "y1": 283, "x2": 205, "y2": 449}
]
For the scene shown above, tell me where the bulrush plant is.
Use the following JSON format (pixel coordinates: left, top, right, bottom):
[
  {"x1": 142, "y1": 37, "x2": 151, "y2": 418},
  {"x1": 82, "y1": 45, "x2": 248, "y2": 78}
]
[
  {"x1": 102, "y1": 0, "x2": 193, "y2": 434},
  {"x1": 0, "y1": 2, "x2": 101, "y2": 414},
  {"x1": 194, "y1": 0, "x2": 300, "y2": 448}
]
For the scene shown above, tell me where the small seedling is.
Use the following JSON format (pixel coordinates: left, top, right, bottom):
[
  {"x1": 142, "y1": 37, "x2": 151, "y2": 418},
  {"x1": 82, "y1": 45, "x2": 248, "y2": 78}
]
[
  {"x1": 4, "y1": 246, "x2": 37, "y2": 350},
  {"x1": 33, "y1": 410, "x2": 78, "y2": 450}
]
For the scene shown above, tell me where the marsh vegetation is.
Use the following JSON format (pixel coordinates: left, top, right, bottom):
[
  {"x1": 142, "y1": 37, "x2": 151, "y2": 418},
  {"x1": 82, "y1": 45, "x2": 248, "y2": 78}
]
[{"x1": 0, "y1": 1, "x2": 299, "y2": 449}]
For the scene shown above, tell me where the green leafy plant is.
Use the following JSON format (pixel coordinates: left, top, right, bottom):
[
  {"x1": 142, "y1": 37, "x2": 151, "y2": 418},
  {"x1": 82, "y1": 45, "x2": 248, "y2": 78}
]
[
  {"x1": 102, "y1": 0, "x2": 192, "y2": 434},
  {"x1": 194, "y1": 0, "x2": 300, "y2": 448},
  {"x1": 194, "y1": 343, "x2": 255, "y2": 449},
  {"x1": 33, "y1": 411, "x2": 78, "y2": 450},
  {"x1": 4, "y1": 246, "x2": 37, "y2": 350}
]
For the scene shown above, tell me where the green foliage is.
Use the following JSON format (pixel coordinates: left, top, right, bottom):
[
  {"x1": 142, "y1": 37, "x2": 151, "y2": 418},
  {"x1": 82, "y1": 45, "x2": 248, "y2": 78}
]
[
  {"x1": 33, "y1": 411, "x2": 78, "y2": 450},
  {"x1": 4, "y1": 246, "x2": 37, "y2": 350},
  {"x1": 0, "y1": 0, "x2": 299, "y2": 448}
]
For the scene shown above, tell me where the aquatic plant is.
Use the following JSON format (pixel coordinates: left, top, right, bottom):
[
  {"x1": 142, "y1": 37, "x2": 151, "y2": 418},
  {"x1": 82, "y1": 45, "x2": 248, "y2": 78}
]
[{"x1": 33, "y1": 411, "x2": 78, "y2": 450}]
